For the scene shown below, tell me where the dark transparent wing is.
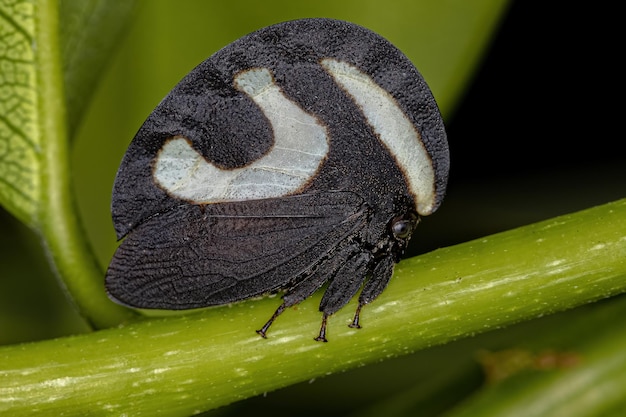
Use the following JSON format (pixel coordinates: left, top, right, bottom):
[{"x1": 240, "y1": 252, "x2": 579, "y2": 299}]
[{"x1": 105, "y1": 191, "x2": 368, "y2": 309}]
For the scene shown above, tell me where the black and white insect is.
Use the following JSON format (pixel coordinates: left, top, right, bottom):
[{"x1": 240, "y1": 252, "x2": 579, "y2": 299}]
[{"x1": 105, "y1": 18, "x2": 449, "y2": 342}]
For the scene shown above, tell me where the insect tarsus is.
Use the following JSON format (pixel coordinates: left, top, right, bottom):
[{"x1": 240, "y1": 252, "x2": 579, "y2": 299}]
[
  {"x1": 257, "y1": 305, "x2": 332, "y2": 342},
  {"x1": 256, "y1": 303, "x2": 286, "y2": 338},
  {"x1": 314, "y1": 313, "x2": 329, "y2": 342},
  {"x1": 348, "y1": 303, "x2": 364, "y2": 329}
]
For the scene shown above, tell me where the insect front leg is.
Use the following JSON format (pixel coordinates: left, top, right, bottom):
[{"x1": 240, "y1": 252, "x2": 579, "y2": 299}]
[
  {"x1": 349, "y1": 254, "x2": 394, "y2": 329},
  {"x1": 316, "y1": 249, "x2": 372, "y2": 342}
]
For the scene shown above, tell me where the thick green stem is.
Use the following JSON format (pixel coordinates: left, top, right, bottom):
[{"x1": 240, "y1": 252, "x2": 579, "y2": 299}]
[
  {"x1": 446, "y1": 295, "x2": 626, "y2": 417},
  {"x1": 1, "y1": 199, "x2": 625, "y2": 416},
  {"x1": 34, "y1": 0, "x2": 135, "y2": 328}
]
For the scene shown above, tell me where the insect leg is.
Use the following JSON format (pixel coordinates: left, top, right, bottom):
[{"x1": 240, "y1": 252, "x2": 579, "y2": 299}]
[
  {"x1": 256, "y1": 304, "x2": 287, "y2": 338},
  {"x1": 350, "y1": 255, "x2": 395, "y2": 329},
  {"x1": 348, "y1": 304, "x2": 363, "y2": 329},
  {"x1": 316, "y1": 250, "x2": 371, "y2": 341},
  {"x1": 314, "y1": 313, "x2": 329, "y2": 342},
  {"x1": 256, "y1": 248, "x2": 352, "y2": 339}
]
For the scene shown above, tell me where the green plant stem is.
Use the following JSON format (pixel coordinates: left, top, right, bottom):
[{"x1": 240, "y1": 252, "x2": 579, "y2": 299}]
[
  {"x1": 445, "y1": 295, "x2": 626, "y2": 417},
  {"x1": 1, "y1": 199, "x2": 625, "y2": 416},
  {"x1": 34, "y1": 0, "x2": 136, "y2": 328}
]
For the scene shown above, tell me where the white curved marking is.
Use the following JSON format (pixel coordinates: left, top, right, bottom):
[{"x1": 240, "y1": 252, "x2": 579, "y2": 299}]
[
  {"x1": 321, "y1": 58, "x2": 436, "y2": 215},
  {"x1": 154, "y1": 68, "x2": 328, "y2": 203}
]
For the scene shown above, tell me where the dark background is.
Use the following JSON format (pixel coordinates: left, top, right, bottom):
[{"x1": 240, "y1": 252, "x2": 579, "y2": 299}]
[
  {"x1": 411, "y1": 1, "x2": 624, "y2": 256},
  {"x1": 451, "y1": 2, "x2": 621, "y2": 180}
]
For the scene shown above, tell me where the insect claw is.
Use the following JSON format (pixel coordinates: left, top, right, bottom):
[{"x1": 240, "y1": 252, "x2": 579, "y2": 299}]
[
  {"x1": 314, "y1": 313, "x2": 329, "y2": 342},
  {"x1": 256, "y1": 318, "x2": 273, "y2": 338}
]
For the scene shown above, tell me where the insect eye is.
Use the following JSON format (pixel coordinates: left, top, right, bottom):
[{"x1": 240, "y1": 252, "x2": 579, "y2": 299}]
[{"x1": 391, "y1": 214, "x2": 419, "y2": 239}]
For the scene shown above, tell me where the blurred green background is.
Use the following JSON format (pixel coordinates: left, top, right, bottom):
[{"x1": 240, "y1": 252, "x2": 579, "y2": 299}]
[{"x1": 1, "y1": 1, "x2": 623, "y2": 415}]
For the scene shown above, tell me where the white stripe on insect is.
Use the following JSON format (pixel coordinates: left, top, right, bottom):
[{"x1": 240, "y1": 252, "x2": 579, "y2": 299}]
[
  {"x1": 320, "y1": 58, "x2": 436, "y2": 215},
  {"x1": 153, "y1": 68, "x2": 329, "y2": 203}
]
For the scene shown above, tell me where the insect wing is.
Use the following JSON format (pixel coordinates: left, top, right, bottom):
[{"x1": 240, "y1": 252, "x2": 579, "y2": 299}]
[
  {"x1": 105, "y1": 18, "x2": 450, "y2": 340},
  {"x1": 110, "y1": 19, "x2": 449, "y2": 241},
  {"x1": 105, "y1": 191, "x2": 368, "y2": 309}
]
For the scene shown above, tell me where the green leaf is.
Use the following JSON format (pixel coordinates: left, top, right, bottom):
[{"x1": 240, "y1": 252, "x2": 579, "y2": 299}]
[
  {"x1": 0, "y1": 0, "x2": 136, "y2": 327},
  {"x1": 0, "y1": 0, "x2": 137, "y2": 223},
  {"x1": 1, "y1": 199, "x2": 624, "y2": 416},
  {"x1": 0, "y1": 0, "x2": 40, "y2": 227},
  {"x1": 0, "y1": 0, "x2": 136, "y2": 224}
]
